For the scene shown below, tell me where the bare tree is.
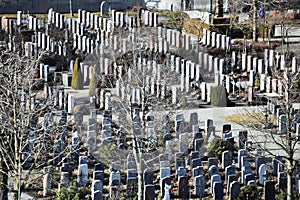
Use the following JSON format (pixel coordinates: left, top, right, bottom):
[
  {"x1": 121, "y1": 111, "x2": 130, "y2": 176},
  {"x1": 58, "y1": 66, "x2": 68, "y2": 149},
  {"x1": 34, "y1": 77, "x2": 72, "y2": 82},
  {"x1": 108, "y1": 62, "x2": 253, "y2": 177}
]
[
  {"x1": 231, "y1": 54, "x2": 300, "y2": 200},
  {"x1": 0, "y1": 51, "x2": 75, "y2": 200},
  {"x1": 89, "y1": 25, "x2": 205, "y2": 200}
]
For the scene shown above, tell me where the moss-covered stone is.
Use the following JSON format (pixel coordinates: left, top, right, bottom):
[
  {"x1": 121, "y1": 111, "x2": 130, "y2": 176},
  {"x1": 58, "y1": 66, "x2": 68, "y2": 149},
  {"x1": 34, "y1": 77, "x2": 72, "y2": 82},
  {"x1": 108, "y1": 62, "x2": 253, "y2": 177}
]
[{"x1": 210, "y1": 85, "x2": 228, "y2": 107}]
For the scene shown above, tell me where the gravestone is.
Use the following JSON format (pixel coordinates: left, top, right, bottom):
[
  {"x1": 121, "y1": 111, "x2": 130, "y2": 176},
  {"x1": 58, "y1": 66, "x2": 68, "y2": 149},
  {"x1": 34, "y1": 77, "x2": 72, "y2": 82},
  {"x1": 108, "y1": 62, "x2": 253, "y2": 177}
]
[
  {"x1": 179, "y1": 133, "x2": 189, "y2": 154},
  {"x1": 278, "y1": 115, "x2": 287, "y2": 134},
  {"x1": 256, "y1": 157, "x2": 268, "y2": 177},
  {"x1": 227, "y1": 174, "x2": 238, "y2": 193},
  {"x1": 60, "y1": 172, "x2": 69, "y2": 188},
  {"x1": 176, "y1": 166, "x2": 187, "y2": 178},
  {"x1": 193, "y1": 166, "x2": 204, "y2": 178},
  {"x1": 144, "y1": 184, "x2": 155, "y2": 200},
  {"x1": 245, "y1": 174, "x2": 255, "y2": 185},
  {"x1": 208, "y1": 157, "x2": 218, "y2": 168},
  {"x1": 222, "y1": 150, "x2": 232, "y2": 169},
  {"x1": 238, "y1": 131, "x2": 248, "y2": 149},
  {"x1": 238, "y1": 149, "x2": 248, "y2": 169},
  {"x1": 93, "y1": 170, "x2": 104, "y2": 182},
  {"x1": 225, "y1": 165, "x2": 236, "y2": 183},
  {"x1": 222, "y1": 124, "x2": 231, "y2": 134},
  {"x1": 259, "y1": 164, "x2": 268, "y2": 185},
  {"x1": 229, "y1": 181, "x2": 240, "y2": 200},
  {"x1": 194, "y1": 138, "x2": 204, "y2": 151},
  {"x1": 77, "y1": 164, "x2": 88, "y2": 186},
  {"x1": 278, "y1": 172, "x2": 287, "y2": 190},
  {"x1": 190, "y1": 112, "x2": 198, "y2": 126},
  {"x1": 208, "y1": 165, "x2": 219, "y2": 177},
  {"x1": 161, "y1": 177, "x2": 171, "y2": 198},
  {"x1": 213, "y1": 182, "x2": 223, "y2": 200},
  {"x1": 144, "y1": 169, "x2": 154, "y2": 185},
  {"x1": 272, "y1": 156, "x2": 282, "y2": 176},
  {"x1": 241, "y1": 166, "x2": 252, "y2": 185},
  {"x1": 178, "y1": 176, "x2": 189, "y2": 199},
  {"x1": 191, "y1": 158, "x2": 202, "y2": 169},
  {"x1": 264, "y1": 180, "x2": 275, "y2": 200},
  {"x1": 194, "y1": 175, "x2": 205, "y2": 197},
  {"x1": 210, "y1": 174, "x2": 221, "y2": 194}
]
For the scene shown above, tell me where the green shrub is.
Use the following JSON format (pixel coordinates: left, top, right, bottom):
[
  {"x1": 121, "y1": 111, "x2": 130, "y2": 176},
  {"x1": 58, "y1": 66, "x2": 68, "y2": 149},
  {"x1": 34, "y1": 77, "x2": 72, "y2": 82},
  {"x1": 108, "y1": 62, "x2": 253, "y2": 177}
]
[
  {"x1": 210, "y1": 85, "x2": 228, "y2": 107},
  {"x1": 71, "y1": 58, "x2": 84, "y2": 90},
  {"x1": 238, "y1": 185, "x2": 258, "y2": 200},
  {"x1": 208, "y1": 138, "x2": 231, "y2": 160},
  {"x1": 57, "y1": 182, "x2": 89, "y2": 200}
]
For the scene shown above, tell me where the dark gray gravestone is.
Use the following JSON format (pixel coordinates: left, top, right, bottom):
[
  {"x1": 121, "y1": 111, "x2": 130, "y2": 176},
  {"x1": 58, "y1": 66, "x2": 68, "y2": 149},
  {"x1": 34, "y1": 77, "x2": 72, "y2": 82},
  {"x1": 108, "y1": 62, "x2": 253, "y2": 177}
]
[
  {"x1": 93, "y1": 170, "x2": 104, "y2": 182},
  {"x1": 100, "y1": 1, "x2": 109, "y2": 16},
  {"x1": 190, "y1": 151, "x2": 200, "y2": 160},
  {"x1": 176, "y1": 167, "x2": 187, "y2": 178},
  {"x1": 238, "y1": 149, "x2": 248, "y2": 169},
  {"x1": 208, "y1": 157, "x2": 218, "y2": 168},
  {"x1": 225, "y1": 165, "x2": 236, "y2": 183},
  {"x1": 226, "y1": 137, "x2": 235, "y2": 152},
  {"x1": 241, "y1": 166, "x2": 252, "y2": 185},
  {"x1": 222, "y1": 150, "x2": 232, "y2": 169},
  {"x1": 264, "y1": 180, "x2": 275, "y2": 200},
  {"x1": 92, "y1": 190, "x2": 102, "y2": 200},
  {"x1": 194, "y1": 175, "x2": 205, "y2": 197},
  {"x1": 94, "y1": 163, "x2": 105, "y2": 171},
  {"x1": 161, "y1": 177, "x2": 171, "y2": 198},
  {"x1": 193, "y1": 166, "x2": 204, "y2": 178},
  {"x1": 213, "y1": 182, "x2": 223, "y2": 200},
  {"x1": 144, "y1": 184, "x2": 155, "y2": 200},
  {"x1": 245, "y1": 174, "x2": 255, "y2": 186},
  {"x1": 61, "y1": 163, "x2": 72, "y2": 175},
  {"x1": 126, "y1": 178, "x2": 138, "y2": 197},
  {"x1": 175, "y1": 158, "x2": 185, "y2": 171},
  {"x1": 60, "y1": 172, "x2": 69, "y2": 188},
  {"x1": 229, "y1": 181, "x2": 240, "y2": 200},
  {"x1": 143, "y1": 169, "x2": 154, "y2": 185},
  {"x1": 205, "y1": 119, "x2": 214, "y2": 133},
  {"x1": 210, "y1": 174, "x2": 221, "y2": 194},
  {"x1": 190, "y1": 112, "x2": 198, "y2": 126},
  {"x1": 278, "y1": 115, "x2": 287, "y2": 134},
  {"x1": 208, "y1": 165, "x2": 219, "y2": 177},
  {"x1": 238, "y1": 130, "x2": 248, "y2": 149},
  {"x1": 272, "y1": 156, "x2": 282, "y2": 176},
  {"x1": 194, "y1": 138, "x2": 204, "y2": 151},
  {"x1": 227, "y1": 174, "x2": 238, "y2": 193},
  {"x1": 178, "y1": 176, "x2": 189, "y2": 199},
  {"x1": 79, "y1": 156, "x2": 88, "y2": 165},
  {"x1": 222, "y1": 124, "x2": 231, "y2": 134},
  {"x1": 191, "y1": 158, "x2": 202, "y2": 169},
  {"x1": 278, "y1": 172, "x2": 287, "y2": 190}
]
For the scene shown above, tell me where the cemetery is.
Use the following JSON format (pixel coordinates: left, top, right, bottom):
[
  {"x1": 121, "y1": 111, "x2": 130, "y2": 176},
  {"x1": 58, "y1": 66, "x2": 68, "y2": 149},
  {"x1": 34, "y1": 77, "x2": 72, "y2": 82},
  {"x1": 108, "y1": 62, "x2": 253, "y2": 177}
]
[{"x1": 0, "y1": 1, "x2": 299, "y2": 200}]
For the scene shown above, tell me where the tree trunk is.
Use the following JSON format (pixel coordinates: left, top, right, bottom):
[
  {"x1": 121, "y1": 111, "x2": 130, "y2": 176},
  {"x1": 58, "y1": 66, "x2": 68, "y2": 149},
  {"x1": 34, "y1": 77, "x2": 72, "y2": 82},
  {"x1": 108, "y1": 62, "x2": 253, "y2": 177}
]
[
  {"x1": 132, "y1": 138, "x2": 143, "y2": 200},
  {"x1": 252, "y1": 0, "x2": 257, "y2": 41},
  {"x1": 137, "y1": 164, "x2": 142, "y2": 200},
  {"x1": 69, "y1": 0, "x2": 73, "y2": 16},
  {"x1": 0, "y1": 157, "x2": 8, "y2": 200},
  {"x1": 287, "y1": 160, "x2": 294, "y2": 200}
]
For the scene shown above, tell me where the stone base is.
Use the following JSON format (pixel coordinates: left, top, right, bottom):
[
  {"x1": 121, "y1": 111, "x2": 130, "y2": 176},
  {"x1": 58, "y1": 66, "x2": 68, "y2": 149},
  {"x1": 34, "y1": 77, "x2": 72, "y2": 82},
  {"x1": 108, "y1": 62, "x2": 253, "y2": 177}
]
[{"x1": 211, "y1": 16, "x2": 231, "y2": 25}]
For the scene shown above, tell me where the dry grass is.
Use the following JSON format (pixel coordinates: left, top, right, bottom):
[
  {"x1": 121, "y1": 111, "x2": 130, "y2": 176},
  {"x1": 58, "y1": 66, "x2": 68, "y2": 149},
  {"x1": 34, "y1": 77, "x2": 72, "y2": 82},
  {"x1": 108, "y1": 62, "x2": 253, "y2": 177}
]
[{"x1": 222, "y1": 113, "x2": 275, "y2": 125}]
